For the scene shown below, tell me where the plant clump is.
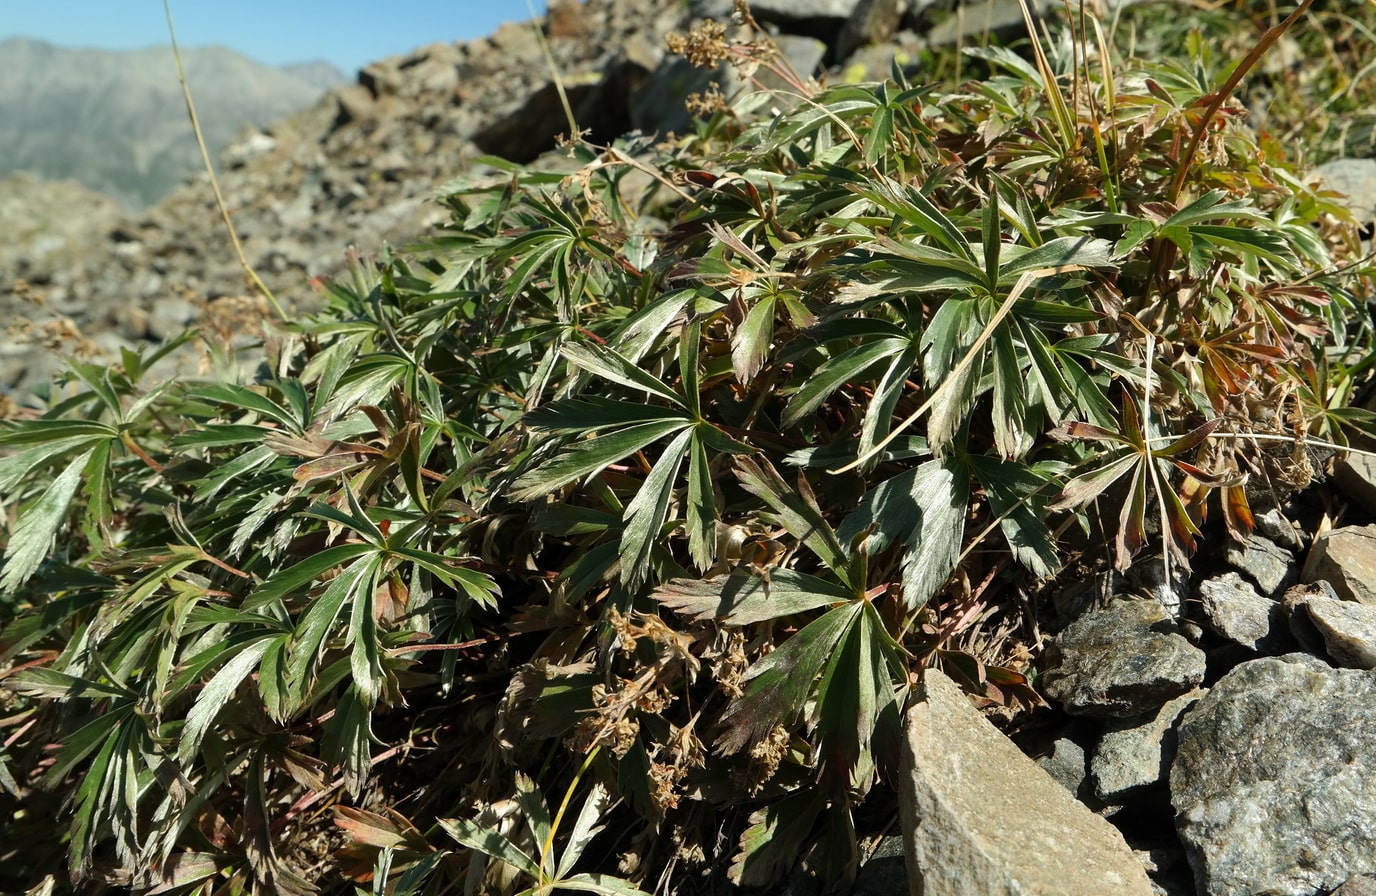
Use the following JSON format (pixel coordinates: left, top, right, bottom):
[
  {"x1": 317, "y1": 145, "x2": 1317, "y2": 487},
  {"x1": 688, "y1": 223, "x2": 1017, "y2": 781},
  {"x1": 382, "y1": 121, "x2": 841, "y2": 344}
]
[{"x1": 2, "y1": 2, "x2": 1374, "y2": 894}]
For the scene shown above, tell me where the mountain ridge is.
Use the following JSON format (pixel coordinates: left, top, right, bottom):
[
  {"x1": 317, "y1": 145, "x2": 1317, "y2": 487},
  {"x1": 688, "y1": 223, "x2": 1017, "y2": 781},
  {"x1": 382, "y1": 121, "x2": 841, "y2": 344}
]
[{"x1": 0, "y1": 37, "x2": 347, "y2": 209}]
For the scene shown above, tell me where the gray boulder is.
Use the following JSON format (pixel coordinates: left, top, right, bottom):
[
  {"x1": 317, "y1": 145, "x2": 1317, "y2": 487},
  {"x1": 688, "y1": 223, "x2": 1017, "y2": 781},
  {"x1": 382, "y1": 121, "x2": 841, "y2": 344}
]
[
  {"x1": 1223, "y1": 533, "x2": 1296, "y2": 598},
  {"x1": 1172, "y1": 654, "x2": 1376, "y2": 896},
  {"x1": 1302, "y1": 524, "x2": 1376, "y2": 606},
  {"x1": 1091, "y1": 689, "x2": 1202, "y2": 802},
  {"x1": 1315, "y1": 158, "x2": 1376, "y2": 228},
  {"x1": 1040, "y1": 599, "x2": 1206, "y2": 717},
  {"x1": 1196, "y1": 572, "x2": 1293, "y2": 654},
  {"x1": 901, "y1": 670, "x2": 1154, "y2": 896},
  {"x1": 1292, "y1": 591, "x2": 1376, "y2": 669}
]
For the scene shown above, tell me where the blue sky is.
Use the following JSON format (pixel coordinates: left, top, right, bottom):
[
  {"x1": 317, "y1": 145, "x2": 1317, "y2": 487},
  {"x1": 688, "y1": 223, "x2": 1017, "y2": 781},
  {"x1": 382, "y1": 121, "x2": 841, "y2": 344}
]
[{"x1": 0, "y1": 1, "x2": 549, "y2": 74}]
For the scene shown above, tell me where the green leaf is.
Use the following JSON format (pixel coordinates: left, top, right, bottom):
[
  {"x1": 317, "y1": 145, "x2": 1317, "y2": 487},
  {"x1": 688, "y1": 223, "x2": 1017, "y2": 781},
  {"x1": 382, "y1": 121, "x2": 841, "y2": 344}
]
[
  {"x1": 838, "y1": 458, "x2": 967, "y2": 611},
  {"x1": 655, "y1": 569, "x2": 850, "y2": 625},
  {"x1": 557, "y1": 873, "x2": 655, "y2": 896},
  {"x1": 813, "y1": 601, "x2": 901, "y2": 779},
  {"x1": 0, "y1": 433, "x2": 109, "y2": 492},
  {"x1": 685, "y1": 429, "x2": 716, "y2": 572},
  {"x1": 179, "y1": 636, "x2": 276, "y2": 761},
  {"x1": 322, "y1": 685, "x2": 375, "y2": 797},
  {"x1": 525, "y1": 398, "x2": 687, "y2": 431},
  {"x1": 1, "y1": 449, "x2": 90, "y2": 595},
  {"x1": 734, "y1": 457, "x2": 850, "y2": 583},
  {"x1": 717, "y1": 602, "x2": 861, "y2": 753},
  {"x1": 852, "y1": 175, "x2": 974, "y2": 261},
  {"x1": 287, "y1": 555, "x2": 380, "y2": 700},
  {"x1": 193, "y1": 383, "x2": 304, "y2": 431},
  {"x1": 244, "y1": 543, "x2": 377, "y2": 611},
  {"x1": 783, "y1": 338, "x2": 906, "y2": 426},
  {"x1": 732, "y1": 293, "x2": 777, "y2": 384},
  {"x1": 513, "y1": 771, "x2": 553, "y2": 872},
  {"x1": 620, "y1": 428, "x2": 692, "y2": 587},
  {"x1": 968, "y1": 456, "x2": 1060, "y2": 577},
  {"x1": 561, "y1": 342, "x2": 686, "y2": 407},
  {"x1": 729, "y1": 788, "x2": 824, "y2": 887},
  {"x1": 510, "y1": 418, "x2": 692, "y2": 501},
  {"x1": 556, "y1": 782, "x2": 612, "y2": 879},
  {"x1": 996, "y1": 235, "x2": 1114, "y2": 279},
  {"x1": 438, "y1": 817, "x2": 541, "y2": 879}
]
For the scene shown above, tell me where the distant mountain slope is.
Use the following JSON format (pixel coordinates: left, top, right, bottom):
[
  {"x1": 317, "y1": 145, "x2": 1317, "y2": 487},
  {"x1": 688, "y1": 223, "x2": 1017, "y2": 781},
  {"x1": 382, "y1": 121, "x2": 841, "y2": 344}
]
[{"x1": 0, "y1": 38, "x2": 347, "y2": 209}]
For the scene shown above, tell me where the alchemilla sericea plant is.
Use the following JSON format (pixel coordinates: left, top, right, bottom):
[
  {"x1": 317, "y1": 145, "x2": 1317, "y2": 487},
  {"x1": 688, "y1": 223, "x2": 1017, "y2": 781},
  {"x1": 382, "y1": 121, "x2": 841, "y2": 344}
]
[{"x1": 2, "y1": 1, "x2": 1373, "y2": 893}]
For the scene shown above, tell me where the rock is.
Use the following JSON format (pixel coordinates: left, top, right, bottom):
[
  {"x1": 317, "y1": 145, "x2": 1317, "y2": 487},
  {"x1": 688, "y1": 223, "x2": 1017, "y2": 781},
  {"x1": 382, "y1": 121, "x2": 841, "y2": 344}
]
[
  {"x1": 1333, "y1": 452, "x2": 1376, "y2": 516},
  {"x1": 749, "y1": 0, "x2": 864, "y2": 21},
  {"x1": 1292, "y1": 591, "x2": 1376, "y2": 669},
  {"x1": 1039, "y1": 599, "x2": 1207, "y2": 718},
  {"x1": 927, "y1": 0, "x2": 1046, "y2": 45},
  {"x1": 1172, "y1": 654, "x2": 1376, "y2": 896},
  {"x1": 1334, "y1": 874, "x2": 1376, "y2": 896},
  {"x1": 1282, "y1": 580, "x2": 1344, "y2": 656},
  {"x1": 1196, "y1": 572, "x2": 1293, "y2": 653},
  {"x1": 1091, "y1": 690, "x2": 1201, "y2": 802},
  {"x1": 1223, "y1": 534, "x2": 1296, "y2": 597},
  {"x1": 1254, "y1": 507, "x2": 1304, "y2": 549},
  {"x1": 853, "y1": 835, "x2": 907, "y2": 896},
  {"x1": 1301, "y1": 524, "x2": 1376, "y2": 606},
  {"x1": 838, "y1": 0, "x2": 904, "y2": 60},
  {"x1": 1034, "y1": 736, "x2": 1089, "y2": 799},
  {"x1": 1316, "y1": 158, "x2": 1376, "y2": 227},
  {"x1": 901, "y1": 670, "x2": 1155, "y2": 896}
]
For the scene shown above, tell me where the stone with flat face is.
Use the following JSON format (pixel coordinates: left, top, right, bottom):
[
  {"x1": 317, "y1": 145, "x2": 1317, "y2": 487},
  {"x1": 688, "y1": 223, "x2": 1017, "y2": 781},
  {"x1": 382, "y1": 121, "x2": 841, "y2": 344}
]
[
  {"x1": 1172, "y1": 655, "x2": 1376, "y2": 896},
  {"x1": 900, "y1": 670, "x2": 1154, "y2": 896},
  {"x1": 1040, "y1": 599, "x2": 1206, "y2": 717}
]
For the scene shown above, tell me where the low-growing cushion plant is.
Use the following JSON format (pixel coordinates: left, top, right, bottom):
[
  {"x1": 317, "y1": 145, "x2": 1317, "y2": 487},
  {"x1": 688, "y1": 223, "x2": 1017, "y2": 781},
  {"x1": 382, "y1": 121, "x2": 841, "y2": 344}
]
[{"x1": 2, "y1": 1, "x2": 1374, "y2": 893}]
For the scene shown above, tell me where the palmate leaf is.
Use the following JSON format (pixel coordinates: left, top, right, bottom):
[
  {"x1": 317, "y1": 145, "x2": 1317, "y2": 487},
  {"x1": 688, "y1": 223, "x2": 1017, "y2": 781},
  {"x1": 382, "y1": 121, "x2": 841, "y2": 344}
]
[
  {"x1": 655, "y1": 568, "x2": 850, "y2": 625},
  {"x1": 812, "y1": 600, "x2": 904, "y2": 783},
  {"x1": 838, "y1": 457, "x2": 967, "y2": 611},
  {"x1": 716, "y1": 602, "x2": 861, "y2": 754}
]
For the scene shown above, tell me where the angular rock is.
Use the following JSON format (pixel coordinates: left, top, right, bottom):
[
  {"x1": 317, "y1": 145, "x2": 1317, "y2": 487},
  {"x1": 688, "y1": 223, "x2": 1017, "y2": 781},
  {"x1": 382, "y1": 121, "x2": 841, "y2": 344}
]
[
  {"x1": 1316, "y1": 158, "x2": 1376, "y2": 227},
  {"x1": 838, "y1": 0, "x2": 904, "y2": 59},
  {"x1": 1034, "y1": 737, "x2": 1088, "y2": 799},
  {"x1": 1091, "y1": 690, "x2": 1202, "y2": 802},
  {"x1": 1332, "y1": 453, "x2": 1376, "y2": 517},
  {"x1": 1302, "y1": 524, "x2": 1376, "y2": 606},
  {"x1": 1196, "y1": 572, "x2": 1293, "y2": 654},
  {"x1": 1334, "y1": 875, "x2": 1376, "y2": 896},
  {"x1": 1172, "y1": 655, "x2": 1376, "y2": 896},
  {"x1": 1040, "y1": 599, "x2": 1206, "y2": 718},
  {"x1": 853, "y1": 835, "x2": 908, "y2": 896},
  {"x1": 1254, "y1": 507, "x2": 1304, "y2": 549},
  {"x1": 1223, "y1": 534, "x2": 1295, "y2": 597},
  {"x1": 901, "y1": 670, "x2": 1154, "y2": 896},
  {"x1": 1295, "y1": 592, "x2": 1376, "y2": 669},
  {"x1": 1282, "y1": 580, "x2": 1343, "y2": 656}
]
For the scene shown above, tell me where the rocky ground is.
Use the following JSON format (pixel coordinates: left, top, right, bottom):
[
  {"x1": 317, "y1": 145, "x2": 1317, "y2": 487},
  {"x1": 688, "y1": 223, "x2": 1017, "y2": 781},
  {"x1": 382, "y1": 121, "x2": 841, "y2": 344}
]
[{"x1": 6, "y1": 1, "x2": 1376, "y2": 894}]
